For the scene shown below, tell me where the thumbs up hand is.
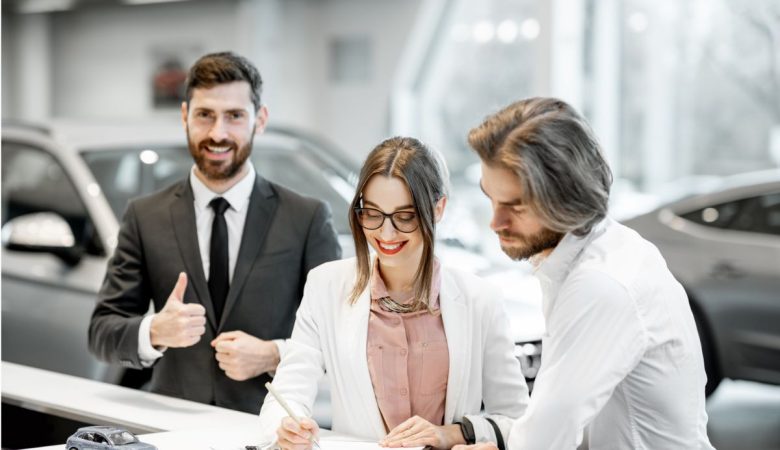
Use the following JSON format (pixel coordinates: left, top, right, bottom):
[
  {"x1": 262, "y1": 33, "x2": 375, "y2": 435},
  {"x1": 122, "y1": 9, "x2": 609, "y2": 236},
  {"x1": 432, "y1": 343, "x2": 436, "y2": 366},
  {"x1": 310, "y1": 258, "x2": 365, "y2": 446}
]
[{"x1": 150, "y1": 272, "x2": 207, "y2": 348}]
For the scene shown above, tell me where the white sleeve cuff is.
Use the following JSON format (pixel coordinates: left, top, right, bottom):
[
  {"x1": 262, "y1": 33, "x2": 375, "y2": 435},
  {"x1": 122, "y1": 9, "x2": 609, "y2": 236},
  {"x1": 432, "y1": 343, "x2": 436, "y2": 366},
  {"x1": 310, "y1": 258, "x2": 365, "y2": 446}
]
[
  {"x1": 138, "y1": 314, "x2": 165, "y2": 367},
  {"x1": 273, "y1": 339, "x2": 287, "y2": 360},
  {"x1": 268, "y1": 339, "x2": 287, "y2": 377}
]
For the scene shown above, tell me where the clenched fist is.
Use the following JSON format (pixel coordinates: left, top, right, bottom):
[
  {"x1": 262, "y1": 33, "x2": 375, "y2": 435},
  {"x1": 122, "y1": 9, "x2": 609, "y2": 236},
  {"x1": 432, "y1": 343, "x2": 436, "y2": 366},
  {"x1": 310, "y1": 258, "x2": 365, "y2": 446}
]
[
  {"x1": 211, "y1": 330, "x2": 280, "y2": 381},
  {"x1": 150, "y1": 273, "x2": 207, "y2": 348}
]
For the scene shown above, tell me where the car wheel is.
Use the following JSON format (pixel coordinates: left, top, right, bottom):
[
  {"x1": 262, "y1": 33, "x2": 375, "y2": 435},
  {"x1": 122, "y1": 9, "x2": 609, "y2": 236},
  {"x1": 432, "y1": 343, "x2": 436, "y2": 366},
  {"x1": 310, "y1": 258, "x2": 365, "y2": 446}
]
[
  {"x1": 691, "y1": 301, "x2": 722, "y2": 397},
  {"x1": 69, "y1": 447, "x2": 78, "y2": 450}
]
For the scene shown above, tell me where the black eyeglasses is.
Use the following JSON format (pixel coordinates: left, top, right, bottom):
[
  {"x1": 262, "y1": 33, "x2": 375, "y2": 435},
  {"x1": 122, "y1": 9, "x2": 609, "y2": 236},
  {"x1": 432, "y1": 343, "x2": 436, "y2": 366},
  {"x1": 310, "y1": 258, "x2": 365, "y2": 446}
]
[{"x1": 354, "y1": 207, "x2": 419, "y2": 233}]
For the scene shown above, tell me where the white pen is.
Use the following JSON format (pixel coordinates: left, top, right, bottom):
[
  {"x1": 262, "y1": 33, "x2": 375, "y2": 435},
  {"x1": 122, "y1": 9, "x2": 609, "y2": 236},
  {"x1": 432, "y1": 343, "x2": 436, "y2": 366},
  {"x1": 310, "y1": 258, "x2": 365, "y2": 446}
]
[{"x1": 265, "y1": 382, "x2": 322, "y2": 450}]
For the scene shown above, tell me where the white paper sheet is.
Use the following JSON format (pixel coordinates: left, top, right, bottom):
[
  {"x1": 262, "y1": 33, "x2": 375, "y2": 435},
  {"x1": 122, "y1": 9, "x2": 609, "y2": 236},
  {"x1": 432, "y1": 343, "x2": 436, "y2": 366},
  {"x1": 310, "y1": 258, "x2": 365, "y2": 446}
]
[
  {"x1": 251, "y1": 440, "x2": 424, "y2": 450},
  {"x1": 317, "y1": 441, "x2": 424, "y2": 450}
]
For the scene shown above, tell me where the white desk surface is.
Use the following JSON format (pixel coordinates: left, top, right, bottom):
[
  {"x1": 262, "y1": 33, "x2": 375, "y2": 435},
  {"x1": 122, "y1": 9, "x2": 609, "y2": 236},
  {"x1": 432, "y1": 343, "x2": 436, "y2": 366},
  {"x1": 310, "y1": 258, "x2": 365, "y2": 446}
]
[
  {"x1": 2, "y1": 363, "x2": 405, "y2": 450},
  {"x1": 2, "y1": 362, "x2": 257, "y2": 435},
  {"x1": 25, "y1": 427, "x2": 384, "y2": 450}
]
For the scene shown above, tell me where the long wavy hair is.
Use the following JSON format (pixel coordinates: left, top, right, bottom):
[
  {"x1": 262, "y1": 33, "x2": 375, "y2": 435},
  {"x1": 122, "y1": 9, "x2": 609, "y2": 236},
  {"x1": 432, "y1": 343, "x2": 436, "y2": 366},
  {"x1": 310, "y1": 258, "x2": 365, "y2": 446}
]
[
  {"x1": 468, "y1": 97, "x2": 612, "y2": 236},
  {"x1": 348, "y1": 137, "x2": 448, "y2": 310}
]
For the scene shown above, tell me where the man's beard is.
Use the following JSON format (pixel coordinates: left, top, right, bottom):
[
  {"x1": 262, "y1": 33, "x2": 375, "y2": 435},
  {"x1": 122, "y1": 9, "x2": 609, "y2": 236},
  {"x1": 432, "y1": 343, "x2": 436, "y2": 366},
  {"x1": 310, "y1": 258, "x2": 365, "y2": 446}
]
[
  {"x1": 187, "y1": 126, "x2": 254, "y2": 181},
  {"x1": 498, "y1": 227, "x2": 564, "y2": 261}
]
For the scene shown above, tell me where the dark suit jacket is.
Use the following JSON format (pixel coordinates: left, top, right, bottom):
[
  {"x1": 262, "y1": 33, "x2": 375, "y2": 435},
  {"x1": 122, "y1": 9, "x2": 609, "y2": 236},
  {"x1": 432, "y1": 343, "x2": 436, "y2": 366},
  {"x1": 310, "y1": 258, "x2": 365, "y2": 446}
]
[{"x1": 88, "y1": 172, "x2": 341, "y2": 413}]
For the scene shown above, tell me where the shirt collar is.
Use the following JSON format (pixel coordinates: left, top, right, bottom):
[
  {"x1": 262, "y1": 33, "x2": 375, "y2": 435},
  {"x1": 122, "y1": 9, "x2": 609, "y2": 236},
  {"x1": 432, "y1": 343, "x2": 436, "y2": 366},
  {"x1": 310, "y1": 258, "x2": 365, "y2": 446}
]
[
  {"x1": 189, "y1": 162, "x2": 256, "y2": 213},
  {"x1": 369, "y1": 256, "x2": 442, "y2": 309},
  {"x1": 534, "y1": 217, "x2": 611, "y2": 297}
]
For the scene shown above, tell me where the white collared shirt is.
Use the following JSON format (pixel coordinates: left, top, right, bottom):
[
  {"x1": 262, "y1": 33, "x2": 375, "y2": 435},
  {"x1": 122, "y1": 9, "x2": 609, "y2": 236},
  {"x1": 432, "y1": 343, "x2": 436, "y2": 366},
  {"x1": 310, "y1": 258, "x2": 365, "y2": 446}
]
[
  {"x1": 138, "y1": 163, "x2": 262, "y2": 364},
  {"x1": 508, "y1": 218, "x2": 714, "y2": 450},
  {"x1": 189, "y1": 163, "x2": 256, "y2": 283}
]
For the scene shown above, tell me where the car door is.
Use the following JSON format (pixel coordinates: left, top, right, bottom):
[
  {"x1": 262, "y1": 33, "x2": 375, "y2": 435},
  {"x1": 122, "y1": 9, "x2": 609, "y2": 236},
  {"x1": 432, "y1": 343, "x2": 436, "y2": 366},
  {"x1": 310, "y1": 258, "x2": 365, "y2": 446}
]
[
  {"x1": 1, "y1": 136, "x2": 119, "y2": 383},
  {"x1": 681, "y1": 191, "x2": 780, "y2": 385}
]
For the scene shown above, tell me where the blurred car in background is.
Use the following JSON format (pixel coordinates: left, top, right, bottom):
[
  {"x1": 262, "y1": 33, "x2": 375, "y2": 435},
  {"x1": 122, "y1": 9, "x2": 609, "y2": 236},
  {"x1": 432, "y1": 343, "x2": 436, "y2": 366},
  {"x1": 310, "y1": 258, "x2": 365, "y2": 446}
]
[
  {"x1": 1, "y1": 121, "x2": 359, "y2": 387},
  {"x1": 623, "y1": 170, "x2": 780, "y2": 396},
  {"x1": 1, "y1": 120, "x2": 543, "y2": 421}
]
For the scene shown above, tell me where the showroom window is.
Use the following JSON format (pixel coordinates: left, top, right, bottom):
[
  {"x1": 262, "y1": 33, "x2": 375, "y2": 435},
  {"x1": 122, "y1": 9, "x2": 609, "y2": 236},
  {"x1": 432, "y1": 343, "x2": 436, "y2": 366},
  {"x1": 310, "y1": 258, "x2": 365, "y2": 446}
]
[{"x1": 397, "y1": 0, "x2": 780, "y2": 194}]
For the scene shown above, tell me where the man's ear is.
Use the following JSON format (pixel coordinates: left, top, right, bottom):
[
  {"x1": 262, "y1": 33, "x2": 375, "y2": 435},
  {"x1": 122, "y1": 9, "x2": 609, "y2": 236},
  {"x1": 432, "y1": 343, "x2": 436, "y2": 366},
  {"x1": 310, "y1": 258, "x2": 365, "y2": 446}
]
[
  {"x1": 254, "y1": 105, "x2": 269, "y2": 135},
  {"x1": 434, "y1": 196, "x2": 447, "y2": 223},
  {"x1": 181, "y1": 102, "x2": 188, "y2": 131}
]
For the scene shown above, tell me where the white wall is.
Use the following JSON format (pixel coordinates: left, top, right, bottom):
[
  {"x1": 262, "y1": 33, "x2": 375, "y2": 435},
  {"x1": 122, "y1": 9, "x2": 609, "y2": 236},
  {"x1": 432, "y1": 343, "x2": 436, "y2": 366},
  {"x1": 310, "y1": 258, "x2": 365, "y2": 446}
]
[
  {"x1": 4, "y1": 0, "x2": 421, "y2": 161},
  {"x1": 2, "y1": 11, "x2": 16, "y2": 117},
  {"x1": 303, "y1": 0, "x2": 420, "y2": 156},
  {"x1": 50, "y1": 1, "x2": 241, "y2": 121},
  {"x1": 3, "y1": 12, "x2": 53, "y2": 120}
]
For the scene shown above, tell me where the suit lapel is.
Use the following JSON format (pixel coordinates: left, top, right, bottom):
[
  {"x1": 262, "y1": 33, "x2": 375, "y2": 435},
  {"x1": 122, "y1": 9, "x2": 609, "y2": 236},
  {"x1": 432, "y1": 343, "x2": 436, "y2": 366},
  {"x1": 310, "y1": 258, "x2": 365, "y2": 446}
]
[
  {"x1": 218, "y1": 175, "x2": 277, "y2": 330},
  {"x1": 440, "y1": 269, "x2": 467, "y2": 424},
  {"x1": 170, "y1": 180, "x2": 217, "y2": 330}
]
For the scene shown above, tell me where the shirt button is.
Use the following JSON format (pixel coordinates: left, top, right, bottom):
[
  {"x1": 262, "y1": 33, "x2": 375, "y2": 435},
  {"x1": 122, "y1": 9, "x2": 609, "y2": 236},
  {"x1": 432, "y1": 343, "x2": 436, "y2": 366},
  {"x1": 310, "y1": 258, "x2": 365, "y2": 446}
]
[
  {"x1": 394, "y1": 318, "x2": 402, "y2": 325},
  {"x1": 400, "y1": 349, "x2": 408, "y2": 356},
  {"x1": 422, "y1": 342, "x2": 428, "y2": 348},
  {"x1": 400, "y1": 388, "x2": 408, "y2": 396}
]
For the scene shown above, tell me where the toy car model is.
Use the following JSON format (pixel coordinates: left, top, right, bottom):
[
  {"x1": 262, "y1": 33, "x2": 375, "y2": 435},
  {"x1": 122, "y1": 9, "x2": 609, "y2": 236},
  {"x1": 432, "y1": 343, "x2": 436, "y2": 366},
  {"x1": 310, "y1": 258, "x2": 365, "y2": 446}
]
[{"x1": 65, "y1": 426, "x2": 157, "y2": 449}]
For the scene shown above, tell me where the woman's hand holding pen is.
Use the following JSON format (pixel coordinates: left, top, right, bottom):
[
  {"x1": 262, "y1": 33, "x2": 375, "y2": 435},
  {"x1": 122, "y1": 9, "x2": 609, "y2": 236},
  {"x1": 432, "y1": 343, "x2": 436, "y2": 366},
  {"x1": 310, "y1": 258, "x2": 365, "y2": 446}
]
[
  {"x1": 277, "y1": 416, "x2": 320, "y2": 450},
  {"x1": 380, "y1": 416, "x2": 465, "y2": 449}
]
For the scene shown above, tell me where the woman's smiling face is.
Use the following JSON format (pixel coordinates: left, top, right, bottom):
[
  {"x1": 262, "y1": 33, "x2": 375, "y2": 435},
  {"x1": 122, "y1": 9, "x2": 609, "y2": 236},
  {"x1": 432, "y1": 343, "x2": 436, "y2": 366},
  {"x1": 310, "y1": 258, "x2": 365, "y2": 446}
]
[{"x1": 360, "y1": 175, "x2": 425, "y2": 270}]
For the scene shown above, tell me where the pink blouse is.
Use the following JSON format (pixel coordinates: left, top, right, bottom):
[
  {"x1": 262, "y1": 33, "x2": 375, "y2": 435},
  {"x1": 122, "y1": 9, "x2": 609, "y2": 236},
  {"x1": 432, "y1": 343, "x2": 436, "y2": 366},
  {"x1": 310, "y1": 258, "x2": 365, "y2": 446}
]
[{"x1": 366, "y1": 258, "x2": 450, "y2": 431}]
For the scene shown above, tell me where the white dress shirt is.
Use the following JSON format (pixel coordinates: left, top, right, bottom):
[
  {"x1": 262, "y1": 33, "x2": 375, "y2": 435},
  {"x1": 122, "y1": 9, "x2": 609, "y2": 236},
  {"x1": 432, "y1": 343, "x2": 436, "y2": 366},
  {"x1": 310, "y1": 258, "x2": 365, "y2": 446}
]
[
  {"x1": 508, "y1": 218, "x2": 714, "y2": 450},
  {"x1": 138, "y1": 164, "x2": 285, "y2": 364}
]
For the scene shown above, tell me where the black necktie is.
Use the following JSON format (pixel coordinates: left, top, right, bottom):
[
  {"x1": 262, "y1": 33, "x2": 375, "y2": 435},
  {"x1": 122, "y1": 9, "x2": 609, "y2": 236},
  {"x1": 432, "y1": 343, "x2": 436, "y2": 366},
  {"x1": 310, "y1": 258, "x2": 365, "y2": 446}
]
[{"x1": 208, "y1": 197, "x2": 230, "y2": 323}]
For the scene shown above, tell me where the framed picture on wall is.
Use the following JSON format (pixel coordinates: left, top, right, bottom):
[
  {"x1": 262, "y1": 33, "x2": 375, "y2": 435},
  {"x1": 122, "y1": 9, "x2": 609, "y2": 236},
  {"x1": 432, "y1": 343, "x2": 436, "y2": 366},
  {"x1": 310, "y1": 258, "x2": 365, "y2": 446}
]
[{"x1": 150, "y1": 45, "x2": 202, "y2": 109}]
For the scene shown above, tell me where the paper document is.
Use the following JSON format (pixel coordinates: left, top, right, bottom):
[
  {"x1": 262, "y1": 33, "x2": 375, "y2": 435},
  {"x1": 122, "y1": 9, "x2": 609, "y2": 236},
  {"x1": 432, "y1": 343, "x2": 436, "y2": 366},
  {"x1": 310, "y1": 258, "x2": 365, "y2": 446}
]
[
  {"x1": 252, "y1": 437, "x2": 425, "y2": 450},
  {"x1": 318, "y1": 441, "x2": 423, "y2": 450}
]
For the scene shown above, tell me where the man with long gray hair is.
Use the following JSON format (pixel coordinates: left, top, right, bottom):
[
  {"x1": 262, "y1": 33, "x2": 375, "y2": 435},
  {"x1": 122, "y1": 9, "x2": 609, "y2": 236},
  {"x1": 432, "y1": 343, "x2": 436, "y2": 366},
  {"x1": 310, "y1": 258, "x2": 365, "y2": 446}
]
[{"x1": 454, "y1": 98, "x2": 714, "y2": 449}]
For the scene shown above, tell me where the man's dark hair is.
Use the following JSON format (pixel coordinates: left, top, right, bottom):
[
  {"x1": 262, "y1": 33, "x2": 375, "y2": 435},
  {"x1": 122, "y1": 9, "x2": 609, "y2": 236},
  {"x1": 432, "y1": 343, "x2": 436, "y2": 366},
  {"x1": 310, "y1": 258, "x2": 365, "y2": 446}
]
[{"x1": 185, "y1": 51, "x2": 263, "y2": 111}]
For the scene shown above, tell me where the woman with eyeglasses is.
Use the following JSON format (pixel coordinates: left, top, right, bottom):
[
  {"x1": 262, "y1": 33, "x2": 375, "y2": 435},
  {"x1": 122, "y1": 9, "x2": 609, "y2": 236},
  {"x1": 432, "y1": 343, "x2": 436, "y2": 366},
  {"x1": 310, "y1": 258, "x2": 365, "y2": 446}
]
[{"x1": 259, "y1": 137, "x2": 529, "y2": 450}]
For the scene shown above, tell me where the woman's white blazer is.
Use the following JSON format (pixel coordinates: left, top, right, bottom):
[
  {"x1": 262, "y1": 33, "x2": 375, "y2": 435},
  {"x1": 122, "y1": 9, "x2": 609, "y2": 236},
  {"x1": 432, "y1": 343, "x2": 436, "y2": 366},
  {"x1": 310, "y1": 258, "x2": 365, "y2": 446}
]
[{"x1": 258, "y1": 257, "x2": 529, "y2": 444}]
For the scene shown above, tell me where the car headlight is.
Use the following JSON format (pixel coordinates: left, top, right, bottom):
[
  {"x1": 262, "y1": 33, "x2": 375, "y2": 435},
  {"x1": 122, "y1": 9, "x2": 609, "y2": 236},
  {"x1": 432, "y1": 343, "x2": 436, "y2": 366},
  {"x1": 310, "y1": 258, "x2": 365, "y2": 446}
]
[{"x1": 514, "y1": 340, "x2": 542, "y2": 381}]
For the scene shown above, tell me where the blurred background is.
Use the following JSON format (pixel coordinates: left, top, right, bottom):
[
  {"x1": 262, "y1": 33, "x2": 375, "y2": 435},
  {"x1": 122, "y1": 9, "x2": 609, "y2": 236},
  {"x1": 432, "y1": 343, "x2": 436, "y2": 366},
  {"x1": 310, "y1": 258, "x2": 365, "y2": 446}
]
[{"x1": 2, "y1": 0, "x2": 780, "y2": 449}]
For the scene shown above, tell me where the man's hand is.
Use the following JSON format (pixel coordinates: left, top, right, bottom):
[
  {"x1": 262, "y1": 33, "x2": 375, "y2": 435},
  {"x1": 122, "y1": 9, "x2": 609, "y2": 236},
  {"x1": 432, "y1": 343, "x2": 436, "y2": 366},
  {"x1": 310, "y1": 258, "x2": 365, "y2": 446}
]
[
  {"x1": 380, "y1": 416, "x2": 465, "y2": 449},
  {"x1": 452, "y1": 444, "x2": 499, "y2": 450},
  {"x1": 150, "y1": 273, "x2": 207, "y2": 348},
  {"x1": 211, "y1": 330, "x2": 280, "y2": 381},
  {"x1": 277, "y1": 416, "x2": 320, "y2": 450}
]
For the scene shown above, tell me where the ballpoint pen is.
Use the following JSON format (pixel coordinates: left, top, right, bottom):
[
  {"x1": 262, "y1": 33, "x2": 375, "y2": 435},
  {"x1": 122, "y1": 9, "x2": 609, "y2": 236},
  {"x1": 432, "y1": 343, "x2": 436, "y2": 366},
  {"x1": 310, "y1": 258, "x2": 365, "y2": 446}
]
[{"x1": 265, "y1": 382, "x2": 322, "y2": 450}]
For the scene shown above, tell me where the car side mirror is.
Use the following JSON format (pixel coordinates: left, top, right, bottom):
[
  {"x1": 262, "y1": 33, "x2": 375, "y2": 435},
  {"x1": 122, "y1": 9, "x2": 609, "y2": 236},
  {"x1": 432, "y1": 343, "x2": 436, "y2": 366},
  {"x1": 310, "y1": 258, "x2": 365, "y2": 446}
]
[{"x1": 1, "y1": 212, "x2": 83, "y2": 266}]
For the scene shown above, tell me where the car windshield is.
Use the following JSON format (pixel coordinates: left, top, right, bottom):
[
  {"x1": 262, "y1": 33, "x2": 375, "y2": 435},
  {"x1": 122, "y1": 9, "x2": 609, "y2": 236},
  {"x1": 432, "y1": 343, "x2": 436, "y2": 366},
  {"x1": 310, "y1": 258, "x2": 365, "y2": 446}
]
[
  {"x1": 108, "y1": 431, "x2": 137, "y2": 445},
  {"x1": 80, "y1": 140, "x2": 354, "y2": 234}
]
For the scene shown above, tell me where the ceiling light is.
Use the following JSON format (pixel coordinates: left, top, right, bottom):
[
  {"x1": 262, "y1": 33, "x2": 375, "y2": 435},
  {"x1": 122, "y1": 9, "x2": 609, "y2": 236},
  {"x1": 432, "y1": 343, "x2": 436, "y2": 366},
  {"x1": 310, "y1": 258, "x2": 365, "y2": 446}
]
[
  {"x1": 520, "y1": 18, "x2": 540, "y2": 40},
  {"x1": 123, "y1": 0, "x2": 190, "y2": 5},
  {"x1": 497, "y1": 20, "x2": 518, "y2": 43},
  {"x1": 473, "y1": 20, "x2": 495, "y2": 44}
]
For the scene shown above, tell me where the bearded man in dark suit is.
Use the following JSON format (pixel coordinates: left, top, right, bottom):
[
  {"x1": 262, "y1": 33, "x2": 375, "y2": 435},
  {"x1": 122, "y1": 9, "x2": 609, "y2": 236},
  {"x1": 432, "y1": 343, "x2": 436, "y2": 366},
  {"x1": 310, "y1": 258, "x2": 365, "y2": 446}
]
[{"x1": 89, "y1": 52, "x2": 341, "y2": 414}]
